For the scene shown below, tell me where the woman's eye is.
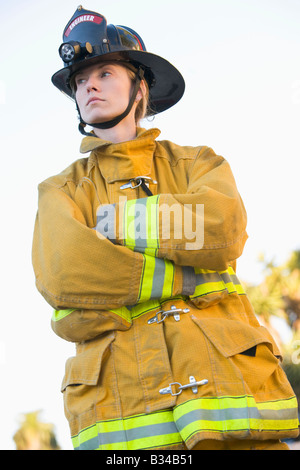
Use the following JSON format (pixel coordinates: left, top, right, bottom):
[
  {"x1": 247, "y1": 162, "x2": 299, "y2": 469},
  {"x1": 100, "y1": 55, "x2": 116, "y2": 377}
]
[
  {"x1": 75, "y1": 69, "x2": 111, "y2": 87},
  {"x1": 101, "y1": 71, "x2": 111, "y2": 78},
  {"x1": 76, "y1": 77, "x2": 86, "y2": 85}
]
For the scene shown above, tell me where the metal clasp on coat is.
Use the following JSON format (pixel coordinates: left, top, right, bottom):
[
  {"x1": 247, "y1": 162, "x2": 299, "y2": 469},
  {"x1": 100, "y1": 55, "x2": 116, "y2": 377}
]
[
  {"x1": 159, "y1": 376, "x2": 208, "y2": 396},
  {"x1": 148, "y1": 305, "x2": 190, "y2": 324},
  {"x1": 120, "y1": 176, "x2": 157, "y2": 190}
]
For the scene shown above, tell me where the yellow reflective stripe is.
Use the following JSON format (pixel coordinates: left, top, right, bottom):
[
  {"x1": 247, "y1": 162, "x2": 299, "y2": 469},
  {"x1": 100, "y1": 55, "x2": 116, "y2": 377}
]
[
  {"x1": 235, "y1": 283, "x2": 245, "y2": 295},
  {"x1": 138, "y1": 254, "x2": 156, "y2": 301},
  {"x1": 52, "y1": 308, "x2": 76, "y2": 322},
  {"x1": 174, "y1": 394, "x2": 299, "y2": 417},
  {"x1": 224, "y1": 266, "x2": 246, "y2": 294},
  {"x1": 123, "y1": 198, "x2": 137, "y2": 249},
  {"x1": 190, "y1": 268, "x2": 226, "y2": 298},
  {"x1": 257, "y1": 396, "x2": 298, "y2": 411},
  {"x1": 220, "y1": 270, "x2": 236, "y2": 293},
  {"x1": 125, "y1": 432, "x2": 181, "y2": 451},
  {"x1": 175, "y1": 395, "x2": 250, "y2": 437},
  {"x1": 130, "y1": 300, "x2": 161, "y2": 320},
  {"x1": 108, "y1": 306, "x2": 132, "y2": 323},
  {"x1": 189, "y1": 266, "x2": 245, "y2": 299},
  {"x1": 250, "y1": 396, "x2": 299, "y2": 431},
  {"x1": 110, "y1": 300, "x2": 162, "y2": 323},
  {"x1": 227, "y1": 265, "x2": 236, "y2": 275},
  {"x1": 192, "y1": 280, "x2": 226, "y2": 298},
  {"x1": 88, "y1": 432, "x2": 181, "y2": 451},
  {"x1": 122, "y1": 410, "x2": 173, "y2": 429},
  {"x1": 249, "y1": 417, "x2": 299, "y2": 431},
  {"x1": 71, "y1": 410, "x2": 182, "y2": 450},
  {"x1": 52, "y1": 266, "x2": 244, "y2": 324},
  {"x1": 193, "y1": 268, "x2": 226, "y2": 297},
  {"x1": 174, "y1": 395, "x2": 299, "y2": 441},
  {"x1": 138, "y1": 255, "x2": 175, "y2": 303},
  {"x1": 53, "y1": 307, "x2": 131, "y2": 324},
  {"x1": 161, "y1": 259, "x2": 175, "y2": 299},
  {"x1": 71, "y1": 395, "x2": 299, "y2": 449},
  {"x1": 144, "y1": 195, "x2": 160, "y2": 256},
  {"x1": 123, "y1": 196, "x2": 160, "y2": 255},
  {"x1": 175, "y1": 395, "x2": 243, "y2": 417},
  {"x1": 52, "y1": 300, "x2": 167, "y2": 328},
  {"x1": 71, "y1": 424, "x2": 100, "y2": 451}
]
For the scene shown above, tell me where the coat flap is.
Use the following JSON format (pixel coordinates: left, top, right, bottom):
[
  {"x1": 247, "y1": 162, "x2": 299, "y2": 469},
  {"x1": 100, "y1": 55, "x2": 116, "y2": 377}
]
[
  {"x1": 61, "y1": 333, "x2": 115, "y2": 391},
  {"x1": 191, "y1": 316, "x2": 281, "y2": 359}
]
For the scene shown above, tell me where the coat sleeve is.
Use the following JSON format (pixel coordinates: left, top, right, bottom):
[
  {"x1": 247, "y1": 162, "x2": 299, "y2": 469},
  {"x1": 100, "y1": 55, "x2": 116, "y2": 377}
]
[
  {"x1": 99, "y1": 147, "x2": 248, "y2": 271},
  {"x1": 32, "y1": 181, "x2": 185, "y2": 313}
]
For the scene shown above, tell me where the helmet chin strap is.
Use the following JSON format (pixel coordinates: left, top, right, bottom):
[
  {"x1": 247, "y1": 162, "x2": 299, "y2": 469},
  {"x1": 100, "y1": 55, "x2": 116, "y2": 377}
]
[{"x1": 78, "y1": 67, "x2": 145, "y2": 136}]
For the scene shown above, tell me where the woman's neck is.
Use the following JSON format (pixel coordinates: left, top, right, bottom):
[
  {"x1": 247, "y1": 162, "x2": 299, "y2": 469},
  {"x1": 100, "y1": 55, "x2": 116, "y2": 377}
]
[{"x1": 92, "y1": 116, "x2": 138, "y2": 143}]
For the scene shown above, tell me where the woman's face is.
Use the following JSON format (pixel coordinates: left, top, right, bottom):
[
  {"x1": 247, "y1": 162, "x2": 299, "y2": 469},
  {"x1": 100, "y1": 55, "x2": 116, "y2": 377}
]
[{"x1": 75, "y1": 62, "x2": 134, "y2": 125}]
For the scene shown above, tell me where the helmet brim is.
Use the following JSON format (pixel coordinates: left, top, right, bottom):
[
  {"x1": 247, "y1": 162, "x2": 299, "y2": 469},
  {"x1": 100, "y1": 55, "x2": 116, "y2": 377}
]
[{"x1": 51, "y1": 50, "x2": 185, "y2": 115}]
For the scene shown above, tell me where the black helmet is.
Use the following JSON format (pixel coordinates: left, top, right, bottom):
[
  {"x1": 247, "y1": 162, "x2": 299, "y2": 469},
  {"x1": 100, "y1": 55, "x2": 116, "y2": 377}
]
[{"x1": 51, "y1": 6, "x2": 185, "y2": 132}]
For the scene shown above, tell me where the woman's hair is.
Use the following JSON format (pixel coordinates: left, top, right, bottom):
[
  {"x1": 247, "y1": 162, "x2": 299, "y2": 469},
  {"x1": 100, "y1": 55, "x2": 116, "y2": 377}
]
[
  {"x1": 126, "y1": 67, "x2": 150, "y2": 125},
  {"x1": 69, "y1": 61, "x2": 151, "y2": 126}
]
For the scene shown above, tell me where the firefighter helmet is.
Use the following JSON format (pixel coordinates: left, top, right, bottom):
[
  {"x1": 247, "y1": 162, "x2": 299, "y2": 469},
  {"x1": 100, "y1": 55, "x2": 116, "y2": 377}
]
[{"x1": 51, "y1": 5, "x2": 185, "y2": 120}]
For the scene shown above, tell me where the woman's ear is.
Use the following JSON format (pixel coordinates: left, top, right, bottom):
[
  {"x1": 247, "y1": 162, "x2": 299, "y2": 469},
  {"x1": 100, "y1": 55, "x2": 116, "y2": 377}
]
[{"x1": 136, "y1": 79, "x2": 147, "y2": 102}]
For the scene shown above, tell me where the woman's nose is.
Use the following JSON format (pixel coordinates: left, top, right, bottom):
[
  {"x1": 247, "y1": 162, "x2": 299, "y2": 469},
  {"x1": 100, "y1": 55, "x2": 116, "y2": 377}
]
[{"x1": 86, "y1": 76, "x2": 100, "y2": 92}]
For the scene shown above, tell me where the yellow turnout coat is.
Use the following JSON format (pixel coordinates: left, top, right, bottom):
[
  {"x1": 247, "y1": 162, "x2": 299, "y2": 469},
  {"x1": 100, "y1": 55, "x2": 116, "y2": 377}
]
[{"x1": 32, "y1": 128, "x2": 299, "y2": 450}]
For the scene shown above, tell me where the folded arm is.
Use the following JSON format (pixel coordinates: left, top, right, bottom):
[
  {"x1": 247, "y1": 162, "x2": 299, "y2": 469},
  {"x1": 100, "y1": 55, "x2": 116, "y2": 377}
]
[
  {"x1": 97, "y1": 147, "x2": 248, "y2": 270},
  {"x1": 32, "y1": 181, "x2": 187, "y2": 312},
  {"x1": 33, "y1": 147, "x2": 247, "y2": 342}
]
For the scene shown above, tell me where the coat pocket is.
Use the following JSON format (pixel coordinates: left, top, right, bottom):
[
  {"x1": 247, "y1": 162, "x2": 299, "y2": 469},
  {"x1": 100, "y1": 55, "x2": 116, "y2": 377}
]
[
  {"x1": 191, "y1": 316, "x2": 282, "y2": 395},
  {"x1": 61, "y1": 332, "x2": 115, "y2": 421}
]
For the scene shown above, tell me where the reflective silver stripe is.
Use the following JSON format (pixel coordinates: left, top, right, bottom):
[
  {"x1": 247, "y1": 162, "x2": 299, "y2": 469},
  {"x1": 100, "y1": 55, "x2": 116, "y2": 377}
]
[
  {"x1": 220, "y1": 271, "x2": 240, "y2": 286},
  {"x1": 71, "y1": 395, "x2": 299, "y2": 450},
  {"x1": 176, "y1": 406, "x2": 249, "y2": 429},
  {"x1": 174, "y1": 395, "x2": 299, "y2": 439},
  {"x1": 133, "y1": 197, "x2": 148, "y2": 250},
  {"x1": 176, "y1": 405, "x2": 299, "y2": 429},
  {"x1": 219, "y1": 271, "x2": 232, "y2": 284},
  {"x1": 151, "y1": 257, "x2": 166, "y2": 298},
  {"x1": 195, "y1": 271, "x2": 223, "y2": 285},
  {"x1": 74, "y1": 435, "x2": 100, "y2": 451},
  {"x1": 101, "y1": 421, "x2": 179, "y2": 445},
  {"x1": 73, "y1": 420, "x2": 181, "y2": 450},
  {"x1": 182, "y1": 266, "x2": 197, "y2": 295}
]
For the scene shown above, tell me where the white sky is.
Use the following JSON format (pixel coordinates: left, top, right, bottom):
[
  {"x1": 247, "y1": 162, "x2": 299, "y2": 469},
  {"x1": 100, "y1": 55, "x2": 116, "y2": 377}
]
[{"x1": 1, "y1": 0, "x2": 300, "y2": 450}]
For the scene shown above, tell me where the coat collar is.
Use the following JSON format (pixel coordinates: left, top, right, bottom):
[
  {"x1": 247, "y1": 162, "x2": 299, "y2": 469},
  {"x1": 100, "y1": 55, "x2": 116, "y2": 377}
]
[{"x1": 81, "y1": 128, "x2": 161, "y2": 183}]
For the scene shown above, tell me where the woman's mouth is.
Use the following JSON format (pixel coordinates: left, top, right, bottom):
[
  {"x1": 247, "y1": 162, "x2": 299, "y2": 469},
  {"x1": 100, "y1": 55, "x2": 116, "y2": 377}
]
[{"x1": 86, "y1": 96, "x2": 104, "y2": 106}]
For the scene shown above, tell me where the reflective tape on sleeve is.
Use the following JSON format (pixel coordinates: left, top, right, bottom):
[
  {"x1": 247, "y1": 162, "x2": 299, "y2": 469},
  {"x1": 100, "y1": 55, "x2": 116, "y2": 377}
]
[{"x1": 138, "y1": 255, "x2": 174, "y2": 303}]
